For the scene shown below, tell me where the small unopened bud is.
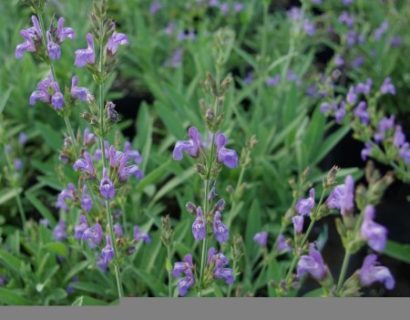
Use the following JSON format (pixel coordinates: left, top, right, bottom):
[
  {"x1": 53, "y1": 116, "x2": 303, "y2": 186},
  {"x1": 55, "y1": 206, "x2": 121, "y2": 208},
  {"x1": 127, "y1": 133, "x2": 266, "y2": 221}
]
[
  {"x1": 106, "y1": 101, "x2": 120, "y2": 122},
  {"x1": 325, "y1": 166, "x2": 339, "y2": 188},
  {"x1": 185, "y1": 202, "x2": 196, "y2": 213},
  {"x1": 214, "y1": 198, "x2": 225, "y2": 211},
  {"x1": 161, "y1": 215, "x2": 173, "y2": 246}
]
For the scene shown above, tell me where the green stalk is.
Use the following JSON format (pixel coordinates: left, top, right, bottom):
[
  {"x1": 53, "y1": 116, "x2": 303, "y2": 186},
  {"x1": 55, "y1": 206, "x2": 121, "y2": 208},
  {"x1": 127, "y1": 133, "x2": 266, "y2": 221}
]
[{"x1": 336, "y1": 250, "x2": 351, "y2": 293}]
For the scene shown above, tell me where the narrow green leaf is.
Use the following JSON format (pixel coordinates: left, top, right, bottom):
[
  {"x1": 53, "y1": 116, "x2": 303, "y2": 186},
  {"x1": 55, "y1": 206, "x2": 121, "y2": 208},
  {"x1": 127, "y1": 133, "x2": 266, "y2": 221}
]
[{"x1": 383, "y1": 240, "x2": 410, "y2": 264}]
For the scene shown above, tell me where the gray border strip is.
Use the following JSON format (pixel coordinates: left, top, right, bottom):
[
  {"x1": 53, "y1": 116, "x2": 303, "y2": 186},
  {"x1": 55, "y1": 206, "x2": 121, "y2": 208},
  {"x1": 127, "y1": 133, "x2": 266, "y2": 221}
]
[{"x1": 0, "y1": 298, "x2": 409, "y2": 320}]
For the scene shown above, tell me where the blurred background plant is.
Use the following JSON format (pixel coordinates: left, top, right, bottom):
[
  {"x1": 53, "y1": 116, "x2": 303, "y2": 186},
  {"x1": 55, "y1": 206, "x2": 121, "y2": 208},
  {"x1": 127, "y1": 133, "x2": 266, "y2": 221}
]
[{"x1": 0, "y1": 0, "x2": 409, "y2": 304}]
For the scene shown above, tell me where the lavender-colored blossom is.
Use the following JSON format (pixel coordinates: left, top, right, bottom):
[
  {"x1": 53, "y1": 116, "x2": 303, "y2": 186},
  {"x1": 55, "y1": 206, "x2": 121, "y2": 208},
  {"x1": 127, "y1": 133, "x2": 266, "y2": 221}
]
[
  {"x1": 173, "y1": 127, "x2": 203, "y2": 160},
  {"x1": 390, "y1": 36, "x2": 402, "y2": 48},
  {"x1": 165, "y1": 47, "x2": 184, "y2": 68},
  {"x1": 75, "y1": 33, "x2": 95, "y2": 67},
  {"x1": 334, "y1": 54, "x2": 345, "y2": 67},
  {"x1": 287, "y1": 7, "x2": 302, "y2": 21},
  {"x1": 335, "y1": 102, "x2": 346, "y2": 124},
  {"x1": 124, "y1": 141, "x2": 143, "y2": 164},
  {"x1": 361, "y1": 142, "x2": 373, "y2": 161},
  {"x1": 215, "y1": 133, "x2": 238, "y2": 169},
  {"x1": 101, "y1": 235, "x2": 114, "y2": 265},
  {"x1": 399, "y1": 143, "x2": 410, "y2": 164},
  {"x1": 56, "y1": 17, "x2": 75, "y2": 42},
  {"x1": 380, "y1": 77, "x2": 396, "y2": 95},
  {"x1": 219, "y1": 2, "x2": 229, "y2": 15},
  {"x1": 73, "y1": 152, "x2": 96, "y2": 177},
  {"x1": 81, "y1": 185, "x2": 93, "y2": 212},
  {"x1": 133, "y1": 225, "x2": 151, "y2": 243},
  {"x1": 292, "y1": 215, "x2": 304, "y2": 234},
  {"x1": 56, "y1": 183, "x2": 76, "y2": 211},
  {"x1": 82, "y1": 223, "x2": 103, "y2": 248},
  {"x1": 99, "y1": 168, "x2": 115, "y2": 200},
  {"x1": 114, "y1": 223, "x2": 123, "y2": 237},
  {"x1": 276, "y1": 234, "x2": 291, "y2": 254},
  {"x1": 346, "y1": 30, "x2": 357, "y2": 47},
  {"x1": 29, "y1": 74, "x2": 63, "y2": 110},
  {"x1": 253, "y1": 231, "x2": 268, "y2": 247},
  {"x1": 346, "y1": 86, "x2": 357, "y2": 105},
  {"x1": 213, "y1": 211, "x2": 229, "y2": 244},
  {"x1": 295, "y1": 188, "x2": 315, "y2": 216},
  {"x1": 343, "y1": 0, "x2": 354, "y2": 5},
  {"x1": 303, "y1": 20, "x2": 316, "y2": 36},
  {"x1": 233, "y1": 2, "x2": 244, "y2": 12},
  {"x1": 164, "y1": 22, "x2": 175, "y2": 35},
  {"x1": 173, "y1": 254, "x2": 195, "y2": 296},
  {"x1": 192, "y1": 207, "x2": 206, "y2": 241},
  {"x1": 339, "y1": 11, "x2": 354, "y2": 28},
  {"x1": 243, "y1": 72, "x2": 254, "y2": 85},
  {"x1": 373, "y1": 21, "x2": 389, "y2": 41},
  {"x1": 46, "y1": 31, "x2": 61, "y2": 60},
  {"x1": 107, "y1": 32, "x2": 128, "y2": 55},
  {"x1": 266, "y1": 75, "x2": 281, "y2": 87},
  {"x1": 53, "y1": 220, "x2": 67, "y2": 241},
  {"x1": 287, "y1": 69, "x2": 300, "y2": 84},
  {"x1": 14, "y1": 159, "x2": 23, "y2": 171},
  {"x1": 355, "y1": 79, "x2": 372, "y2": 95},
  {"x1": 359, "y1": 254, "x2": 394, "y2": 290},
  {"x1": 296, "y1": 244, "x2": 328, "y2": 281},
  {"x1": 327, "y1": 175, "x2": 355, "y2": 216},
  {"x1": 83, "y1": 128, "x2": 96, "y2": 146},
  {"x1": 393, "y1": 126, "x2": 406, "y2": 148},
  {"x1": 15, "y1": 16, "x2": 42, "y2": 59},
  {"x1": 209, "y1": 0, "x2": 220, "y2": 7},
  {"x1": 354, "y1": 101, "x2": 369, "y2": 124},
  {"x1": 360, "y1": 205, "x2": 387, "y2": 252},
  {"x1": 374, "y1": 116, "x2": 395, "y2": 142},
  {"x1": 74, "y1": 215, "x2": 88, "y2": 239},
  {"x1": 18, "y1": 132, "x2": 28, "y2": 146},
  {"x1": 208, "y1": 248, "x2": 234, "y2": 285},
  {"x1": 320, "y1": 102, "x2": 337, "y2": 114},
  {"x1": 71, "y1": 76, "x2": 93, "y2": 102},
  {"x1": 149, "y1": 1, "x2": 162, "y2": 14},
  {"x1": 351, "y1": 55, "x2": 364, "y2": 69}
]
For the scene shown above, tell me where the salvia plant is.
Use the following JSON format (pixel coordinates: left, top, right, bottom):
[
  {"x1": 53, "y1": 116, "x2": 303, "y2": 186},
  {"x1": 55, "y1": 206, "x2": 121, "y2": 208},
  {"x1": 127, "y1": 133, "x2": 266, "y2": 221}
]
[{"x1": 0, "y1": 0, "x2": 409, "y2": 305}]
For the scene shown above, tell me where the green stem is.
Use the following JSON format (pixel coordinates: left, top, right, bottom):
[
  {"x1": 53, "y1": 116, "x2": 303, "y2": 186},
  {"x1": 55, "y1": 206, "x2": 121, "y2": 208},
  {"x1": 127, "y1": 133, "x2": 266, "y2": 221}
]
[
  {"x1": 336, "y1": 250, "x2": 351, "y2": 294},
  {"x1": 15, "y1": 195, "x2": 27, "y2": 228},
  {"x1": 198, "y1": 178, "x2": 210, "y2": 297},
  {"x1": 167, "y1": 245, "x2": 173, "y2": 297}
]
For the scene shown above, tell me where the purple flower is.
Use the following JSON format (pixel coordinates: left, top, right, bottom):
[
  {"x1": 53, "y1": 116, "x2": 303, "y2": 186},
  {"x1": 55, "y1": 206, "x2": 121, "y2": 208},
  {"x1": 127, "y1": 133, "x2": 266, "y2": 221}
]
[
  {"x1": 296, "y1": 244, "x2": 328, "y2": 281},
  {"x1": 361, "y1": 142, "x2": 372, "y2": 161},
  {"x1": 172, "y1": 127, "x2": 203, "y2": 160},
  {"x1": 73, "y1": 152, "x2": 96, "y2": 177},
  {"x1": 71, "y1": 76, "x2": 93, "y2": 102},
  {"x1": 295, "y1": 188, "x2": 315, "y2": 216},
  {"x1": 243, "y1": 72, "x2": 254, "y2": 85},
  {"x1": 81, "y1": 185, "x2": 93, "y2": 212},
  {"x1": 100, "y1": 168, "x2": 115, "y2": 200},
  {"x1": 209, "y1": 0, "x2": 220, "y2": 7},
  {"x1": 219, "y1": 2, "x2": 229, "y2": 15},
  {"x1": 339, "y1": 11, "x2": 354, "y2": 28},
  {"x1": 287, "y1": 7, "x2": 302, "y2": 21},
  {"x1": 359, "y1": 254, "x2": 394, "y2": 290},
  {"x1": 334, "y1": 54, "x2": 345, "y2": 67},
  {"x1": 390, "y1": 36, "x2": 402, "y2": 47},
  {"x1": 327, "y1": 175, "x2": 355, "y2": 216},
  {"x1": 233, "y1": 2, "x2": 244, "y2": 12},
  {"x1": 165, "y1": 48, "x2": 184, "y2": 68},
  {"x1": 83, "y1": 128, "x2": 96, "y2": 146},
  {"x1": 346, "y1": 30, "x2": 357, "y2": 47},
  {"x1": 14, "y1": 159, "x2": 23, "y2": 171},
  {"x1": 75, "y1": 33, "x2": 95, "y2": 67},
  {"x1": 351, "y1": 55, "x2": 364, "y2": 69},
  {"x1": 53, "y1": 220, "x2": 67, "y2": 241},
  {"x1": 393, "y1": 126, "x2": 406, "y2": 148},
  {"x1": 253, "y1": 231, "x2": 268, "y2": 247},
  {"x1": 276, "y1": 234, "x2": 291, "y2": 254},
  {"x1": 15, "y1": 16, "x2": 42, "y2": 59},
  {"x1": 192, "y1": 207, "x2": 206, "y2": 241},
  {"x1": 124, "y1": 141, "x2": 143, "y2": 164},
  {"x1": 303, "y1": 20, "x2": 316, "y2": 36},
  {"x1": 265, "y1": 75, "x2": 281, "y2": 87},
  {"x1": 114, "y1": 223, "x2": 123, "y2": 237},
  {"x1": 46, "y1": 31, "x2": 61, "y2": 60},
  {"x1": 149, "y1": 1, "x2": 162, "y2": 14},
  {"x1": 292, "y1": 215, "x2": 304, "y2": 234},
  {"x1": 346, "y1": 86, "x2": 357, "y2": 105},
  {"x1": 213, "y1": 211, "x2": 229, "y2": 244},
  {"x1": 107, "y1": 32, "x2": 128, "y2": 56},
  {"x1": 56, "y1": 17, "x2": 75, "y2": 43},
  {"x1": 320, "y1": 102, "x2": 337, "y2": 114},
  {"x1": 101, "y1": 235, "x2": 114, "y2": 265},
  {"x1": 374, "y1": 116, "x2": 395, "y2": 142},
  {"x1": 343, "y1": 0, "x2": 354, "y2": 5},
  {"x1": 335, "y1": 102, "x2": 346, "y2": 124},
  {"x1": 360, "y1": 205, "x2": 387, "y2": 252},
  {"x1": 215, "y1": 133, "x2": 238, "y2": 169},
  {"x1": 18, "y1": 132, "x2": 28, "y2": 146},
  {"x1": 373, "y1": 21, "x2": 389, "y2": 41},
  {"x1": 354, "y1": 101, "x2": 369, "y2": 124},
  {"x1": 74, "y1": 215, "x2": 88, "y2": 240},
  {"x1": 56, "y1": 183, "x2": 76, "y2": 211},
  {"x1": 355, "y1": 79, "x2": 372, "y2": 95},
  {"x1": 173, "y1": 254, "x2": 195, "y2": 296},
  {"x1": 29, "y1": 74, "x2": 63, "y2": 110},
  {"x1": 208, "y1": 248, "x2": 234, "y2": 285},
  {"x1": 380, "y1": 77, "x2": 396, "y2": 95},
  {"x1": 133, "y1": 225, "x2": 151, "y2": 243},
  {"x1": 399, "y1": 143, "x2": 410, "y2": 164},
  {"x1": 82, "y1": 223, "x2": 103, "y2": 248}
]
